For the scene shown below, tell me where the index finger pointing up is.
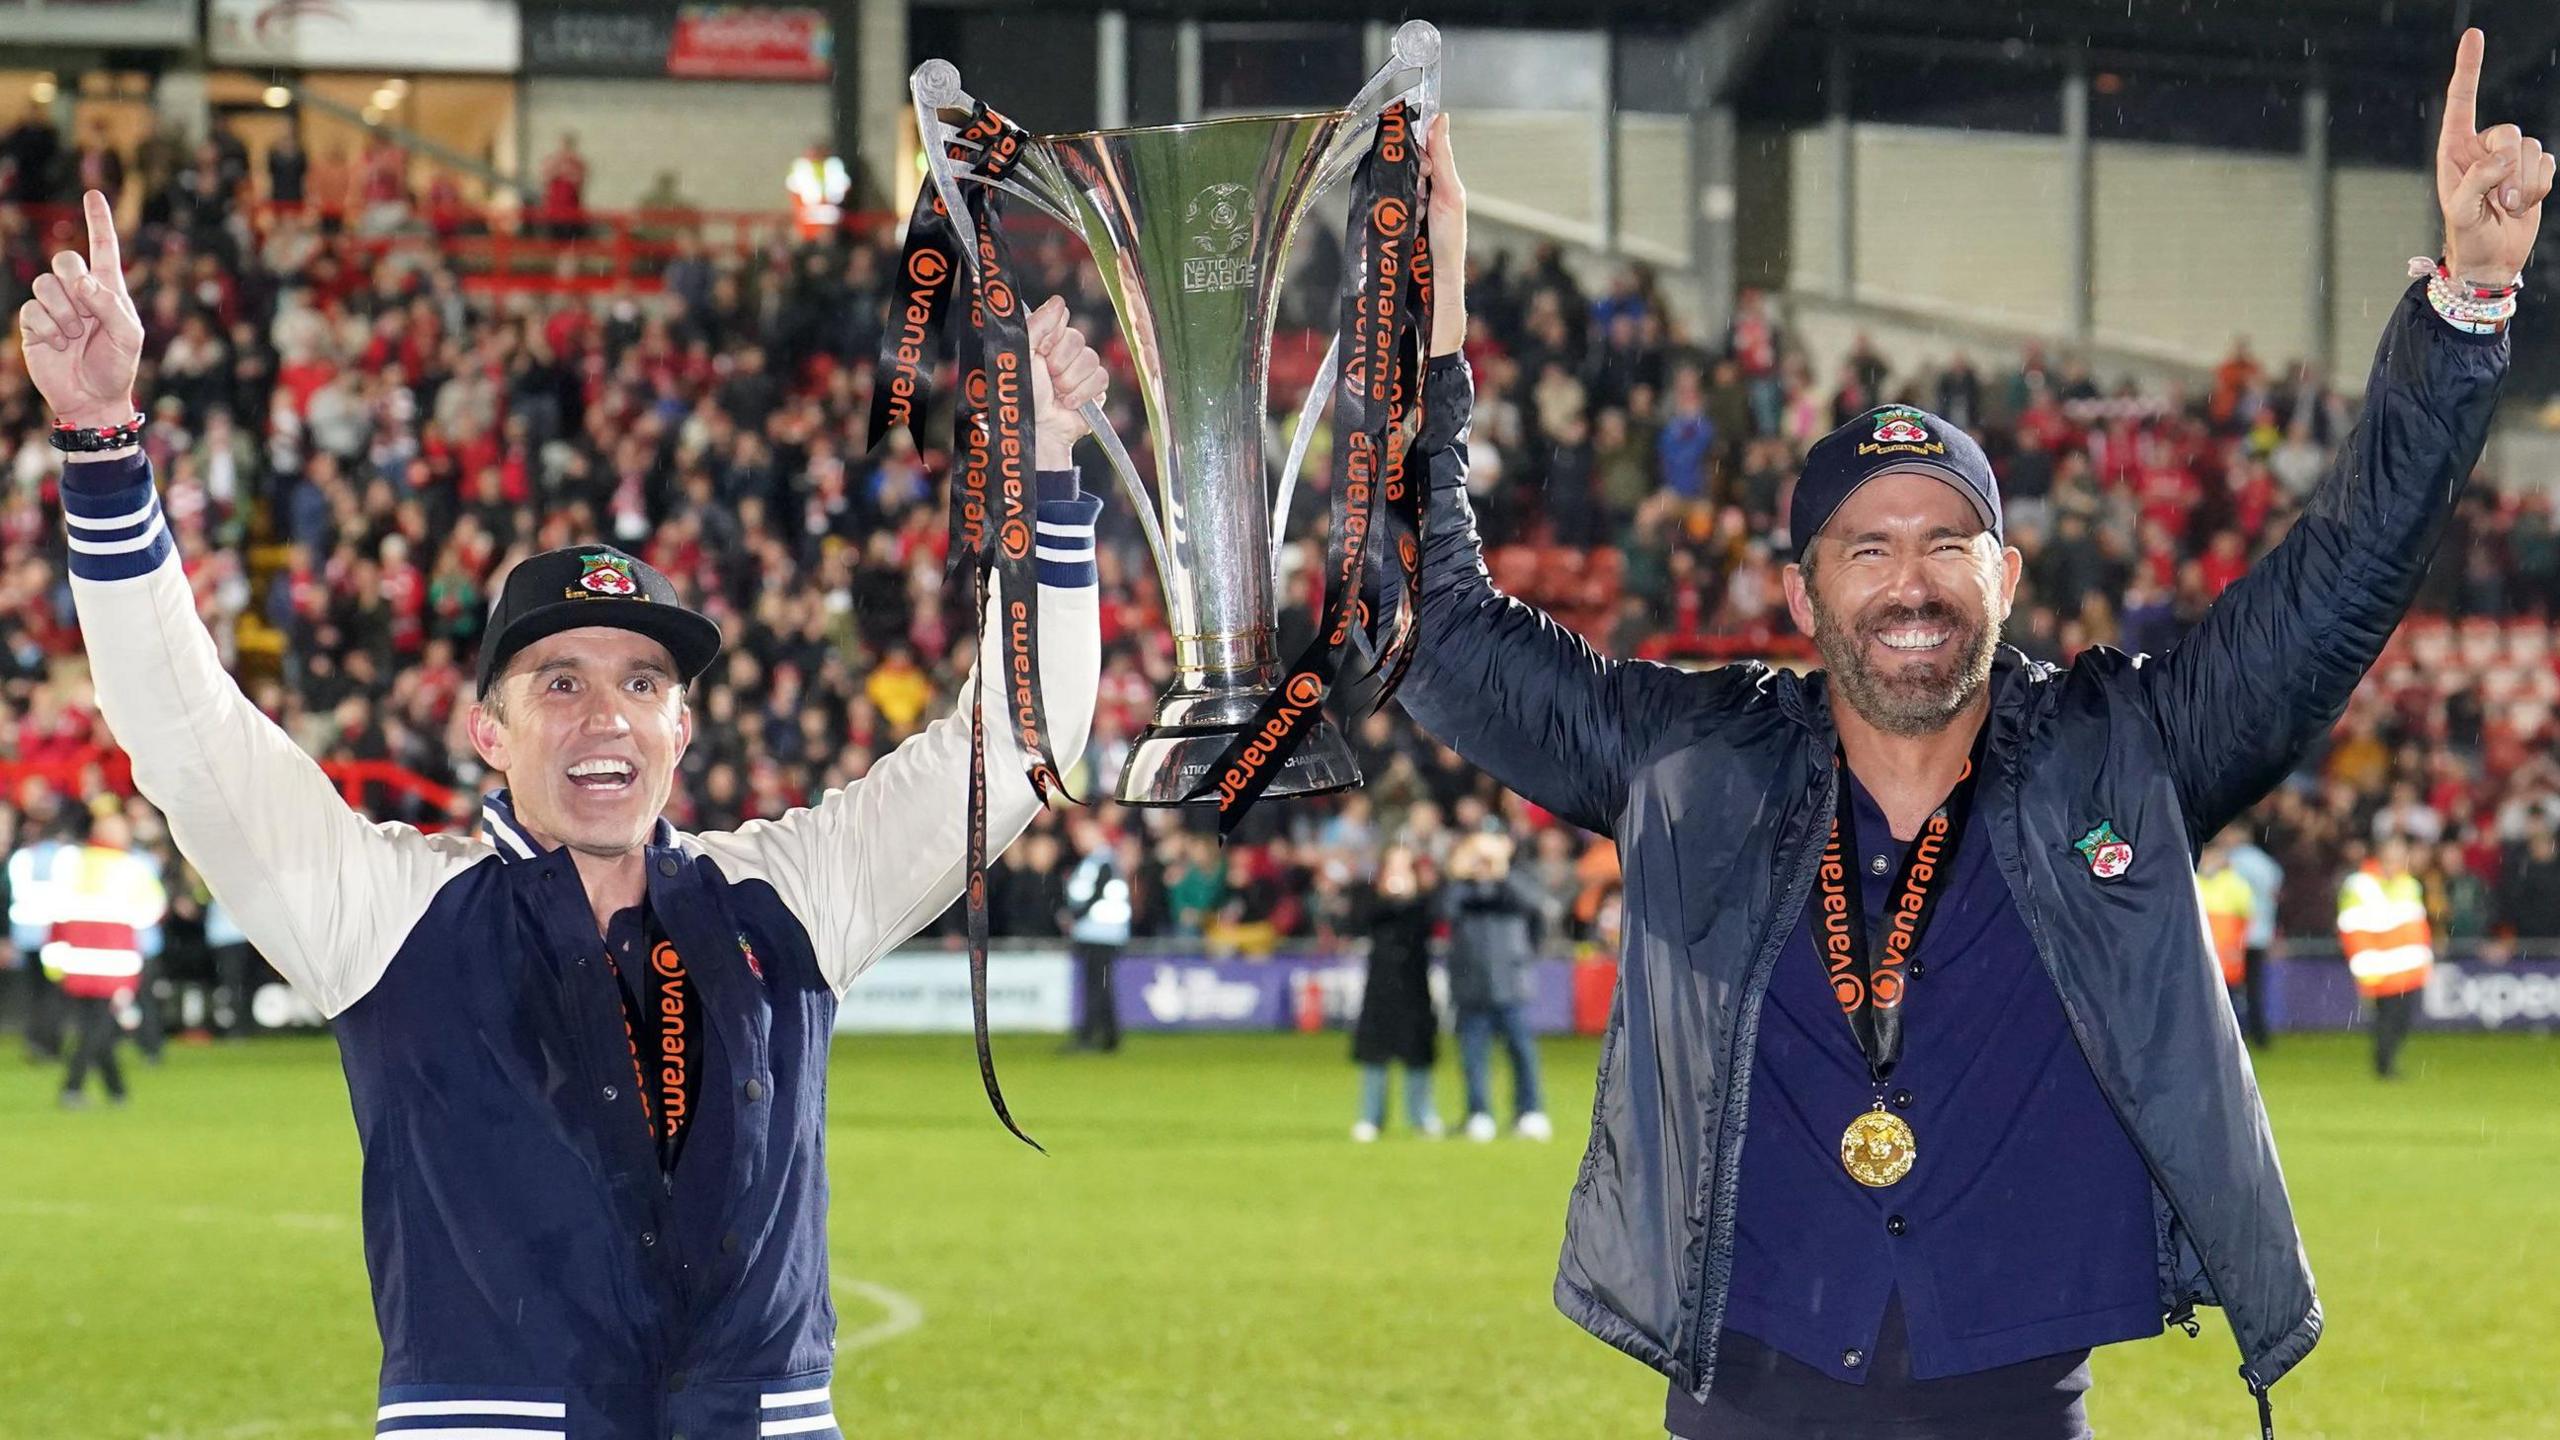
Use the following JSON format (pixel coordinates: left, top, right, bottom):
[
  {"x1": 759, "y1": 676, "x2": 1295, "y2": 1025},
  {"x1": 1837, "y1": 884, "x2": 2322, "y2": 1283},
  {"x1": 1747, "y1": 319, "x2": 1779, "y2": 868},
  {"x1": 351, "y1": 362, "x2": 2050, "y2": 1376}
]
[
  {"x1": 2442, "y1": 27, "x2": 2485, "y2": 148},
  {"x1": 83, "y1": 189, "x2": 124, "y2": 297}
]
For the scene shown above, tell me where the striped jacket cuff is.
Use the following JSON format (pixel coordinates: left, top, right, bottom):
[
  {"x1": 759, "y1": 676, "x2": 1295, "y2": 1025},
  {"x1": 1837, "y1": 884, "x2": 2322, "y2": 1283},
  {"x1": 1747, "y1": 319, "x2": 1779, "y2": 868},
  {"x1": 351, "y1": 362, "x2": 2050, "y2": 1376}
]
[
  {"x1": 1035, "y1": 472, "x2": 1100, "y2": 588},
  {"x1": 59, "y1": 453, "x2": 173, "y2": 582}
]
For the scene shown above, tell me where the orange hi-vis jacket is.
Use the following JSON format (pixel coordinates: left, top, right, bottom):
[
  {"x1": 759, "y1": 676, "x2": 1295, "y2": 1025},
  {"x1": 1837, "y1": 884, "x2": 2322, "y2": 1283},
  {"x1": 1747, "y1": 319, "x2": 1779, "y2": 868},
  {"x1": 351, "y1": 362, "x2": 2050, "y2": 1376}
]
[
  {"x1": 2199, "y1": 866, "x2": 2254, "y2": 987},
  {"x1": 2336, "y1": 861, "x2": 2432, "y2": 999}
]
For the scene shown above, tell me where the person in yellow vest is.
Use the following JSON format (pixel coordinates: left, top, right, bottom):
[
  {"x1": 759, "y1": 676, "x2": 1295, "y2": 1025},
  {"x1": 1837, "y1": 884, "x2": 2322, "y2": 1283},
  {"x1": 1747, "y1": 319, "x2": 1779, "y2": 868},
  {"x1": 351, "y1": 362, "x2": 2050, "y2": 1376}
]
[
  {"x1": 2336, "y1": 836, "x2": 2433, "y2": 1080},
  {"x1": 34, "y1": 805, "x2": 168, "y2": 1107},
  {"x1": 2197, "y1": 836, "x2": 2258, "y2": 1042}
]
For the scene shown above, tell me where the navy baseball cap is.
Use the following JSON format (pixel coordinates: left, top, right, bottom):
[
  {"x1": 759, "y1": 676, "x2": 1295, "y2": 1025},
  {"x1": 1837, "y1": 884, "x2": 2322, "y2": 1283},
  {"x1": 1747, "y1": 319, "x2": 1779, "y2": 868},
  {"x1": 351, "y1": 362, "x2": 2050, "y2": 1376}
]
[
  {"x1": 475, "y1": 543, "x2": 723, "y2": 697},
  {"x1": 1790, "y1": 404, "x2": 2001, "y2": 562}
]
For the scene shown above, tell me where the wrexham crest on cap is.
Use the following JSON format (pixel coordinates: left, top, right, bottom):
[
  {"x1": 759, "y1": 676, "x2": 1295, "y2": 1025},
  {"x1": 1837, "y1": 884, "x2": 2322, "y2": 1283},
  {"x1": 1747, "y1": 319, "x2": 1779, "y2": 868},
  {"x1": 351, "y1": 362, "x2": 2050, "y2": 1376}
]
[
  {"x1": 578, "y1": 552, "x2": 638, "y2": 597},
  {"x1": 1872, "y1": 407, "x2": 1930, "y2": 444},
  {"x1": 2074, "y1": 821, "x2": 2134, "y2": 880},
  {"x1": 1858, "y1": 406, "x2": 1945, "y2": 458}
]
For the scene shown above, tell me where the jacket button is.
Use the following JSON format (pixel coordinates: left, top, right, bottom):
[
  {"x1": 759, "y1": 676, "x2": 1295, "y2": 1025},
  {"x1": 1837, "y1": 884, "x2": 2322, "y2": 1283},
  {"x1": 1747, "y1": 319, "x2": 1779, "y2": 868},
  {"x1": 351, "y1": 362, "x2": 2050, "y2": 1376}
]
[
  {"x1": 1841, "y1": 1348, "x2": 1865, "y2": 1369},
  {"x1": 744, "y1": 1079, "x2": 766, "y2": 1102},
  {"x1": 721, "y1": 1231, "x2": 740, "y2": 1255},
  {"x1": 658, "y1": 856, "x2": 678, "y2": 877},
  {"x1": 1891, "y1": 1088, "x2": 1915, "y2": 1110},
  {"x1": 601, "y1": 1085, "x2": 619, "y2": 1102},
  {"x1": 640, "y1": 1230, "x2": 656, "y2": 1247},
  {"x1": 1868, "y1": 854, "x2": 1890, "y2": 876},
  {"x1": 1886, "y1": 1214, "x2": 1908, "y2": 1237},
  {"x1": 1908, "y1": 960, "x2": 1927, "y2": 979}
]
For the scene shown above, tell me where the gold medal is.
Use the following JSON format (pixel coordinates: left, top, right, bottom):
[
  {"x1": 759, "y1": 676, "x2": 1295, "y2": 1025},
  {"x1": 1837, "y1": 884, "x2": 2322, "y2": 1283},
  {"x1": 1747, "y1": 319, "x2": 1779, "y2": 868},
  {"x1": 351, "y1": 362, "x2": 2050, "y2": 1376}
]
[{"x1": 1840, "y1": 1103, "x2": 1916, "y2": 1188}]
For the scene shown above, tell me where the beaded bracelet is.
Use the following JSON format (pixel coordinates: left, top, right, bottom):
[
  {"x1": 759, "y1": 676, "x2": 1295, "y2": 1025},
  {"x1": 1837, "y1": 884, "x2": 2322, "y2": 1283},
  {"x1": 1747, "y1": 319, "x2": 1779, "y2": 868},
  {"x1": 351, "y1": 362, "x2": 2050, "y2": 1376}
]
[
  {"x1": 2409, "y1": 257, "x2": 2520, "y2": 334},
  {"x1": 47, "y1": 413, "x2": 147, "y2": 453}
]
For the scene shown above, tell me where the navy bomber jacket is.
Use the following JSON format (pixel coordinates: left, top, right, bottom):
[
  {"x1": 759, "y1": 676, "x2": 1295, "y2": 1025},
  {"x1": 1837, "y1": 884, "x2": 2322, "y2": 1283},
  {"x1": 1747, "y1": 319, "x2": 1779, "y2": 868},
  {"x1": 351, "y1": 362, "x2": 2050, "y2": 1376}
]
[
  {"x1": 60, "y1": 451, "x2": 1103, "y2": 1439},
  {"x1": 1384, "y1": 281, "x2": 2504, "y2": 1412}
]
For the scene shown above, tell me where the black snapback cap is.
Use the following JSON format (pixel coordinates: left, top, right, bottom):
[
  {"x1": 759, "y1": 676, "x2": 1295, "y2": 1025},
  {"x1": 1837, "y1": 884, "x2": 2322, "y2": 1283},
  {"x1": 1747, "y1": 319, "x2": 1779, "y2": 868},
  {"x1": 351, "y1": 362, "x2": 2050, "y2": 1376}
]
[
  {"x1": 474, "y1": 544, "x2": 723, "y2": 697},
  {"x1": 1790, "y1": 404, "x2": 2002, "y2": 561}
]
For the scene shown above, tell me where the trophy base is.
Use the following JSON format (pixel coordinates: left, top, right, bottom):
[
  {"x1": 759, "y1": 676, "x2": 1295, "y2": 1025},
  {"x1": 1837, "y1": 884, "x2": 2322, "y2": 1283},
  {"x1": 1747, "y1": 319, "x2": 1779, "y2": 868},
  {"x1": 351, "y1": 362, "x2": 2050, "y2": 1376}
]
[{"x1": 1114, "y1": 714, "x2": 1363, "y2": 808}]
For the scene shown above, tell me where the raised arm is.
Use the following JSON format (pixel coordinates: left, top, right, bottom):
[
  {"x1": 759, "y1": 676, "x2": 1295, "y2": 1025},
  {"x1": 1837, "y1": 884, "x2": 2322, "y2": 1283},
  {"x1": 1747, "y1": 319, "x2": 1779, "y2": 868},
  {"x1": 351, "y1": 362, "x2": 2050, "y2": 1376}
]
[
  {"x1": 689, "y1": 298, "x2": 1108, "y2": 992},
  {"x1": 2136, "y1": 30, "x2": 2539, "y2": 845},
  {"x1": 1383, "y1": 118, "x2": 1718, "y2": 836},
  {"x1": 693, "y1": 492, "x2": 1100, "y2": 992},
  {"x1": 20, "y1": 194, "x2": 480, "y2": 1017}
]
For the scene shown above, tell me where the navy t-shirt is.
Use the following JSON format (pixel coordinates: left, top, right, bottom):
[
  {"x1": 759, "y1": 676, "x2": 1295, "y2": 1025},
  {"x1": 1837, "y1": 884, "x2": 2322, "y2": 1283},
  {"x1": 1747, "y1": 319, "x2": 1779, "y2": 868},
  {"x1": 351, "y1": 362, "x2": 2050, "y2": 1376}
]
[{"x1": 1675, "y1": 766, "x2": 2160, "y2": 1427}]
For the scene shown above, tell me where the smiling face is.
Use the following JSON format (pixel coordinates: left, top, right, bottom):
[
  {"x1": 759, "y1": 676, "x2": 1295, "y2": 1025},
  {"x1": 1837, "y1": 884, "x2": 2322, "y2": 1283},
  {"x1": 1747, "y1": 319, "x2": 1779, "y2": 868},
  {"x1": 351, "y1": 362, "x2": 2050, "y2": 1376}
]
[
  {"x1": 1784, "y1": 472, "x2": 2021, "y2": 738},
  {"x1": 467, "y1": 626, "x2": 692, "y2": 858}
]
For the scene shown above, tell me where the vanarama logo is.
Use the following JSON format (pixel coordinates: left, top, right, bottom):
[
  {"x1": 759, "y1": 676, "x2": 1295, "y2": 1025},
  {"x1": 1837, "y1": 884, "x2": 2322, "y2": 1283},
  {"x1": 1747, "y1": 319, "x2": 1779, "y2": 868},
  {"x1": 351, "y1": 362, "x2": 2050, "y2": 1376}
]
[
  {"x1": 1214, "y1": 673, "x2": 1326, "y2": 812},
  {"x1": 883, "y1": 246, "x2": 952, "y2": 429},
  {"x1": 1006, "y1": 597, "x2": 1042, "y2": 755}
]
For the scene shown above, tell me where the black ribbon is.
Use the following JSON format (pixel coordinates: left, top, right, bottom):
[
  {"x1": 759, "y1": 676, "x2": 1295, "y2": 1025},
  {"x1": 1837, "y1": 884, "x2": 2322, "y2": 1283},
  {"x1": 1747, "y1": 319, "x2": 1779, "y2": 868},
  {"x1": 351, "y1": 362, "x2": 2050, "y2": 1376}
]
[
  {"x1": 1195, "y1": 101, "x2": 1430, "y2": 837},
  {"x1": 872, "y1": 100, "x2": 1062, "y2": 1148},
  {"x1": 1812, "y1": 734, "x2": 1985, "y2": 1084},
  {"x1": 1360, "y1": 213, "x2": 1434, "y2": 712}
]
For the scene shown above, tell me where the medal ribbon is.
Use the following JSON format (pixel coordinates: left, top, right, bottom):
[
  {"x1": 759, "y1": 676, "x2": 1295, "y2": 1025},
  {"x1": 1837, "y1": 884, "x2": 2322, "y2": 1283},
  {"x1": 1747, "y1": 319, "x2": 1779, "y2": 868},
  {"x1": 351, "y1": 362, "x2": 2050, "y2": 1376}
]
[
  {"x1": 600, "y1": 930, "x2": 697, "y2": 1169},
  {"x1": 1194, "y1": 100, "x2": 1429, "y2": 836},
  {"x1": 870, "y1": 99, "x2": 1058, "y2": 1147},
  {"x1": 1812, "y1": 731, "x2": 1985, "y2": 1084},
  {"x1": 1361, "y1": 214, "x2": 1433, "y2": 711}
]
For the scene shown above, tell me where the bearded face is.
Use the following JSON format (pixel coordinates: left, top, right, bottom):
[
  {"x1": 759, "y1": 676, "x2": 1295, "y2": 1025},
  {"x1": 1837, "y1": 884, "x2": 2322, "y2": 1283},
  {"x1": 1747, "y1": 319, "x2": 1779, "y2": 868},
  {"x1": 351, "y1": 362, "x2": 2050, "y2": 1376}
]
[{"x1": 1787, "y1": 473, "x2": 2019, "y2": 738}]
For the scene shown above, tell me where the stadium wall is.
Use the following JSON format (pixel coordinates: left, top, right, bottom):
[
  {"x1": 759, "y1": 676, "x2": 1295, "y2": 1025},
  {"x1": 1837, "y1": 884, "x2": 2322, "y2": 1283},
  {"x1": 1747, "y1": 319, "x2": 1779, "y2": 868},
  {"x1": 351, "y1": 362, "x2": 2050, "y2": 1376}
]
[
  {"x1": 1786, "y1": 123, "x2": 2434, "y2": 384},
  {"x1": 519, "y1": 76, "x2": 831, "y2": 211}
]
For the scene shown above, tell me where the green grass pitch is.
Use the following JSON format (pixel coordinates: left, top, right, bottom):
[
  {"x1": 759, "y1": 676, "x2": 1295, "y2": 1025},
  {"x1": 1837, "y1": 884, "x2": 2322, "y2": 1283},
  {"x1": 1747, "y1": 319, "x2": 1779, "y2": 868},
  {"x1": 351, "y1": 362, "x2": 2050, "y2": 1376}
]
[{"x1": 4, "y1": 1031, "x2": 2555, "y2": 1438}]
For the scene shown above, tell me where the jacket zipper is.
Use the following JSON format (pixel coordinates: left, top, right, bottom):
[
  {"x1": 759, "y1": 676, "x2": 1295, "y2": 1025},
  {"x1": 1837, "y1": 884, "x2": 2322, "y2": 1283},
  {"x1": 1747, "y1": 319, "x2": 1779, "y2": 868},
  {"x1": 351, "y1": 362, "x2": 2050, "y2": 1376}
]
[{"x1": 1685, "y1": 765, "x2": 1838, "y2": 1388}]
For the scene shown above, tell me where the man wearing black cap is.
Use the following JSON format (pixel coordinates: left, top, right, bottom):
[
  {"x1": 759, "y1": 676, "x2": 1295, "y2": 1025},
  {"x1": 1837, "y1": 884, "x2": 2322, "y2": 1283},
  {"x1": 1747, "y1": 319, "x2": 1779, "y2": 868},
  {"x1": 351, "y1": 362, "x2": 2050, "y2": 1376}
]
[
  {"x1": 22, "y1": 191, "x2": 1109, "y2": 1433},
  {"x1": 1394, "y1": 36, "x2": 2540, "y2": 1437}
]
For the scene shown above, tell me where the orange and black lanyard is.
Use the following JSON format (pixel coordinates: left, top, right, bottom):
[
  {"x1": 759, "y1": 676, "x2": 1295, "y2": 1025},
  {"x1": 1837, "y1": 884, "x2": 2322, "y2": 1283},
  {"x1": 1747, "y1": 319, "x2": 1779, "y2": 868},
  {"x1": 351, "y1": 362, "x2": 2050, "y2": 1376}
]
[
  {"x1": 1812, "y1": 732, "x2": 1984, "y2": 1085},
  {"x1": 601, "y1": 913, "x2": 700, "y2": 1170}
]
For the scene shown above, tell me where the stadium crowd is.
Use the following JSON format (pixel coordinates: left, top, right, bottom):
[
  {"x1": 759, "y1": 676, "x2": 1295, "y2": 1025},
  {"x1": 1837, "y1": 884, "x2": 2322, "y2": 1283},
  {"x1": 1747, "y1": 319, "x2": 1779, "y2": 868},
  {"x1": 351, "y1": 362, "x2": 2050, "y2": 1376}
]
[{"x1": 3, "y1": 124, "x2": 2559, "y2": 1060}]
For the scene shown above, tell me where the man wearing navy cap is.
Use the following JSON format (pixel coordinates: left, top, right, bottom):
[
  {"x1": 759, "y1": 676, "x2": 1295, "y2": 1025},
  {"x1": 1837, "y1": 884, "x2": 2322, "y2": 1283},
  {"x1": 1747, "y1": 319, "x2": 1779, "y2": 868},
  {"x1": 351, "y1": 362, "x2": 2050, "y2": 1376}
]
[
  {"x1": 1390, "y1": 34, "x2": 2541, "y2": 1437},
  {"x1": 23, "y1": 188, "x2": 1111, "y2": 1434}
]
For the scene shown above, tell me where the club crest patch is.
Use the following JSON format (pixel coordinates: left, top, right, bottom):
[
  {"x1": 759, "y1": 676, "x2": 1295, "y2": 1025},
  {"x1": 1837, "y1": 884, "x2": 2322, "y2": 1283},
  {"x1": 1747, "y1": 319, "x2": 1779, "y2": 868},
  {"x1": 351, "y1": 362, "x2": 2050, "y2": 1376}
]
[
  {"x1": 1857, "y1": 405, "x2": 1946, "y2": 458},
  {"x1": 2075, "y1": 821, "x2": 2134, "y2": 880},
  {"x1": 1872, "y1": 407, "x2": 1930, "y2": 445},
  {"x1": 578, "y1": 552, "x2": 639, "y2": 596}
]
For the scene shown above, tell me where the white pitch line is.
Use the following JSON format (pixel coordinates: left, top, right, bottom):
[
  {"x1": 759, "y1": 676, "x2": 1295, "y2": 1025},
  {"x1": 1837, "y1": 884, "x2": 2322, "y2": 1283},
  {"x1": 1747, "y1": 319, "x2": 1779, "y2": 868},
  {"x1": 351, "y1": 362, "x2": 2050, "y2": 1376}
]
[
  {"x1": 12, "y1": 1194, "x2": 924, "y2": 1430},
  {"x1": 833, "y1": 1274, "x2": 927, "y2": 1351},
  {"x1": 0, "y1": 1196, "x2": 354, "y2": 1233}
]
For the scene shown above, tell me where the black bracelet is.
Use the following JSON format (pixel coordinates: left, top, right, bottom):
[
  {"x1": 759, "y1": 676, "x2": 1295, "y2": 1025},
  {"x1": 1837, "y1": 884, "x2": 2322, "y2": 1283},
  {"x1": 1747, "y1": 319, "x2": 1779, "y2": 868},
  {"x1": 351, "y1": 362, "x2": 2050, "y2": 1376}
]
[{"x1": 48, "y1": 414, "x2": 146, "y2": 453}]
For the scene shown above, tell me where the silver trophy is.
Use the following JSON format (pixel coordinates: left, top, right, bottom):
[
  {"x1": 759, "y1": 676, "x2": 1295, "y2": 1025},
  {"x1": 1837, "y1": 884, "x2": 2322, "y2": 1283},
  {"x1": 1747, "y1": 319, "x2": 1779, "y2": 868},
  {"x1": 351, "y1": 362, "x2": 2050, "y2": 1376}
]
[{"x1": 912, "y1": 21, "x2": 1443, "y2": 806}]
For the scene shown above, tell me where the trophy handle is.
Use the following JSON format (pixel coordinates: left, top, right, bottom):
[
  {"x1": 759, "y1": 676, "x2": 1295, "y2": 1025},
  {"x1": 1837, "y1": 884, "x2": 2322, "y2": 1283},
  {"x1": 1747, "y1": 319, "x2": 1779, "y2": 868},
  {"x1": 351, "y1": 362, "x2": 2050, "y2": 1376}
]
[
  {"x1": 1078, "y1": 399, "x2": 1178, "y2": 594},
  {"x1": 1268, "y1": 331, "x2": 1339, "y2": 576},
  {"x1": 1310, "y1": 21, "x2": 1444, "y2": 200},
  {"x1": 911, "y1": 61, "x2": 1169, "y2": 585},
  {"x1": 909, "y1": 60, "x2": 1079, "y2": 261},
  {"x1": 1270, "y1": 22, "x2": 1439, "y2": 571}
]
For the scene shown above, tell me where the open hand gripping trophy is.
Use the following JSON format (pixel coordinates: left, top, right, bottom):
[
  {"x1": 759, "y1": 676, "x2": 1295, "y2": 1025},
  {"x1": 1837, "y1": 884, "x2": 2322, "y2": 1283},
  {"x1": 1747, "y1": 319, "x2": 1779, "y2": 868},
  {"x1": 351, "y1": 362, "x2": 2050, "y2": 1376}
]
[{"x1": 870, "y1": 24, "x2": 1446, "y2": 1138}]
